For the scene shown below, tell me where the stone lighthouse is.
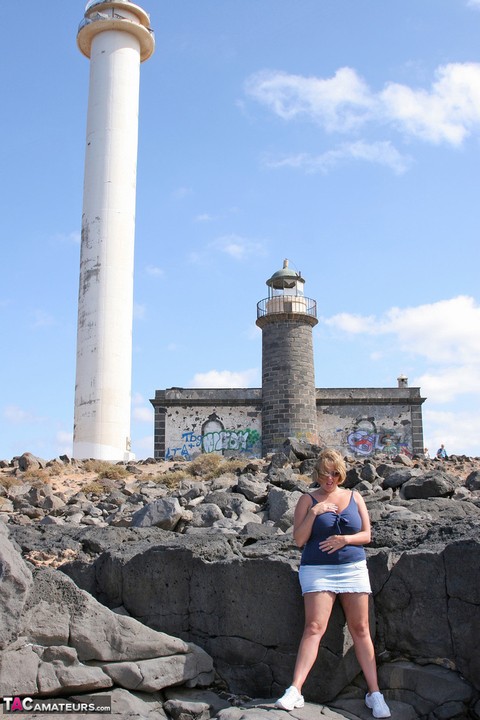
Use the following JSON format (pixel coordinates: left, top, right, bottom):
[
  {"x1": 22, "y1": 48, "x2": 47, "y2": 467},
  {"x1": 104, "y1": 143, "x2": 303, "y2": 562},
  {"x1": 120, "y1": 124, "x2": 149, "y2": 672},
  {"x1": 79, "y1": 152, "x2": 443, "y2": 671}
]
[
  {"x1": 256, "y1": 260, "x2": 319, "y2": 455},
  {"x1": 73, "y1": 1, "x2": 154, "y2": 461}
]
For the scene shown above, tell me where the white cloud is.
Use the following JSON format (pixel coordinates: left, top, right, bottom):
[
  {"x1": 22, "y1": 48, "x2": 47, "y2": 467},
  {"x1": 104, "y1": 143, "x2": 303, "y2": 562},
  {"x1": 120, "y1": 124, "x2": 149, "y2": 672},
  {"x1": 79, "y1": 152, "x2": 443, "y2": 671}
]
[
  {"x1": 132, "y1": 394, "x2": 152, "y2": 423},
  {"x1": 133, "y1": 435, "x2": 155, "y2": 456},
  {"x1": 55, "y1": 430, "x2": 73, "y2": 456},
  {"x1": 188, "y1": 251, "x2": 203, "y2": 265},
  {"x1": 134, "y1": 303, "x2": 147, "y2": 320},
  {"x1": 245, "y1": 323, "x2": 262, "y2": 341},
  {"x1": 385, "y1": 296, "x2": 480, "y2": 364},
  {"x1": 3, "y1": 405, "x2": 36, "y2": 424},
  {"x1": 265, "y1": 141, "x2": 410, "y2": 175},
  {"x1": 133, "y1": 407, "x2": 152, "y2": 423},
  {"x1": 172, "y1": 186, "x2": 193, "y2": 200},
  {"x1": 467, "y1": 0, "x2": 480, "y2": 9},
  {"x1": 56, "y1": 430, "x2": 73, "y2": 444},
  {"x1": 52, "y1": 231, "x2": 81, "y2": 245},
  {"x1": 195, "y1": 213, "x2": 215, "y2": 222},
  {"x1": 145, "y1": 265, "x2": 164, "y2": 277},
  {"x1": 245, "y1": 67, "x2": 374, "y2": 132},
  {"x1": 381, "y1": 63, "x2": 480, "y2": 144},
  {"x1": 246, "y1": 63, "x2": 480, "y2": 146},
  {"x1": 190, "y1": 234, "x2": 267, "y2": 264},
  {"x1": 190, "y1": 368, "x2": 260, "y2": 388},
  {"x1": 324, "y1": 312, "x2": 379, "y2": 335},
  {"x1": 423, "y1": 408, "x2": 480, "y2": 458},
  {"x1": 209, "y1": 234, "x2": 267, "y2": 261},
  {"x1": 32, "y1": 309, "x2": 55, "y2": 328},
  {"x1": 412, "y1": 366, "x2": 480, "y2": 403},
  {"x1": 326, "y1": 296, "x2": 480, "y2": 365}
]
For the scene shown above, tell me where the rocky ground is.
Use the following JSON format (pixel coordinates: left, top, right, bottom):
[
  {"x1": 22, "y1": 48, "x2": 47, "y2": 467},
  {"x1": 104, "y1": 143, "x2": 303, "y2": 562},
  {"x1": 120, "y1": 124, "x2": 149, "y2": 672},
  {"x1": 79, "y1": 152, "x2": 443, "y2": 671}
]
[
  {"x1": 2, "y1": 447, "x2": 479, "y2": 543},
  {"x1": 1, "y1": 443, "x2": 480, "y2": 720}
]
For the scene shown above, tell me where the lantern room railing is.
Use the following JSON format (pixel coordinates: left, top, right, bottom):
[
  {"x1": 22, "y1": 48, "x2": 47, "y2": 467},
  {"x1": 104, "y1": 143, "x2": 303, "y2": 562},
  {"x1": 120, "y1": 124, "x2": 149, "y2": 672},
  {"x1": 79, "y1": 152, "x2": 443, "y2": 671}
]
[{"x1": 257, "y1": 296, "x2": 317, "y2": 319}]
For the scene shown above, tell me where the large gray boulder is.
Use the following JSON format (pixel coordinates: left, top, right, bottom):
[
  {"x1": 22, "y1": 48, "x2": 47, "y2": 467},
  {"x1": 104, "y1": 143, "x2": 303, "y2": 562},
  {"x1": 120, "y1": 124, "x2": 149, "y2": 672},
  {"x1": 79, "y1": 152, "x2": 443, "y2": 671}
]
[
  {"x1": 16, "y1": 452, "x2": 46, "y2": 472},
  {"x1": 22, "y1": 567, "x2": 190, "y2": 662},
  {"x1": 381, "y1": 467, "x2": 420, "y2": 489},
  {"x1": 0, "y1": 527, "x2": 214, "y2": 705},
  {"x1": 236, "y1": 474, "x2": 269, "y2": 503},
  {"x1": 131, "y1": 497, "x2": 183, "y2": 530},
  {"x1": 402, "y1": 471, "x2": 459, "y2": 499},
  {"x1": 266, "y1": 487, "x2": 302, "y2": 528},
  {"x1": 189, "y1": 503, "x2": 224, "y2": 528},
  {"x1": 466, "y1": 470, "x2": 480, "y2": 491},
  {"x1": 101, "y1": 644, "x2": 213, "y2": 692},
  {"x1": 0, "y1": 525, "x2": 33, "y2": 649}
]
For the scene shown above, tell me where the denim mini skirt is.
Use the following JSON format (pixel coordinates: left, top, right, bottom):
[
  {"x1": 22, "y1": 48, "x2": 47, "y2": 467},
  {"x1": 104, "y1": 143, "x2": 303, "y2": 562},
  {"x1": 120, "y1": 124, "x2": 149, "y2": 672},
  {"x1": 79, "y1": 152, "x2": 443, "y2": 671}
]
[{"x1": 299, "y1": 560, "x2": 371, "y2": 595}]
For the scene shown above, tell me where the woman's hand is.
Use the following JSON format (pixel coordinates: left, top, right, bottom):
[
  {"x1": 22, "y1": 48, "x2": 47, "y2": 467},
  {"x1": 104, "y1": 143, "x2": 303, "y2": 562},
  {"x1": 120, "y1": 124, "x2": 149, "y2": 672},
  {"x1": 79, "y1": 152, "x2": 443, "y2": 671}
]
[
  {"x1": 293, "y1": 494, "x2": 337, "y2": 548},
  {"x1": 319, "y1": 535, "x2": 348, "y2": 553},
  {"x1": 311, "y1": 501, "x2": 338, "y2": 515}
]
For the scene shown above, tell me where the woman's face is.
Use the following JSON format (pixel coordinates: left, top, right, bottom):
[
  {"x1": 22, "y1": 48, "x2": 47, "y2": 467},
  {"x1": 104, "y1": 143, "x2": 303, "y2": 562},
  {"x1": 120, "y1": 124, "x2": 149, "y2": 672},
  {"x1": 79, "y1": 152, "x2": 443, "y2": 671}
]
[{"x1": 317, "y1": 462, "x2": 341, "y2": 494}]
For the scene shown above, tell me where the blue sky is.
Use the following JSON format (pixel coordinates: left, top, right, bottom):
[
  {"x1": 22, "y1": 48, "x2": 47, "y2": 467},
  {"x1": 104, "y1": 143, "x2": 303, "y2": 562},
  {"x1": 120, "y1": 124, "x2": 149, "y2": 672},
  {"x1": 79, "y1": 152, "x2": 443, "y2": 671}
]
[{"x1": 1, "y1": 0, "x2": 480, "y2": 460}]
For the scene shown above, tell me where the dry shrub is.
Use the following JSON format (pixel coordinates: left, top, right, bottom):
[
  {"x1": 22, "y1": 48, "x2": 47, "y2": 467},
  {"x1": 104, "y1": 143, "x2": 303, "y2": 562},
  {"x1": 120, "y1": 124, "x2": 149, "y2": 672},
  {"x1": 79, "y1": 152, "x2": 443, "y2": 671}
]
[
  {"x1": 98, "y1": 465, "x2": 129, "y2": 480},
  {"x1": 83, "y1": 460, "x2": 111, "y2": 474},
  {"x1": 44, "y1": 462, "x2": 64, "y2": 477},
  {"x1": 82, "y1": 460, "x2": 129, "y2": 480},
  {"x1": 149, "y1": 455, "x2": 245, "y2": 488},
  {"x1": 186, "y1": 453, "x2": 246, "y2": 480},
  {"x1": 217, "y1": 458, "x2": 244, "y2": 476},
  {"x1": 81, "y1": 480, "x2": 108, "y2": 495},
  {"x1": 0, "y1": 475, "x2": 21, "y2": 490},
  {"x1": 22, "y1": 468, "x2": 51, "y2": 485},
  {"x1": 187, "y1": 453, "x2": 223, "y2": 477},
  {"x1": 151, "y1": 470, "x2": 188, "y2": 489}
]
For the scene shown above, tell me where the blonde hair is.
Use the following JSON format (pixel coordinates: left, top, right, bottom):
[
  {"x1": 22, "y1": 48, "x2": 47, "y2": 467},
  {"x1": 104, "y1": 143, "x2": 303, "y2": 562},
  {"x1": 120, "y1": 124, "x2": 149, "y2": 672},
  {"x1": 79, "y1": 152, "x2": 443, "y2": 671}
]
[{"x1": 313, "y1": 448, "x2": 347, "y2": 485}]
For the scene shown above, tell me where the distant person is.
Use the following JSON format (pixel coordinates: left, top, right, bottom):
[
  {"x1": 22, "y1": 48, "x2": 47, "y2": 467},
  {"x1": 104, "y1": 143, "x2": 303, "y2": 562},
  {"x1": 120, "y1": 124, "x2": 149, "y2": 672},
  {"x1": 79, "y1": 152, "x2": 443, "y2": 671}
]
[
  {"x1": 275, "y1": 449, "x2": 391, "y2": 718},
  {"x1": 423, "y1": 448, "x2": 430, "y2": 459},
  {"x1": 436, "y1": 444, "x2": 448, "y2": 459}
]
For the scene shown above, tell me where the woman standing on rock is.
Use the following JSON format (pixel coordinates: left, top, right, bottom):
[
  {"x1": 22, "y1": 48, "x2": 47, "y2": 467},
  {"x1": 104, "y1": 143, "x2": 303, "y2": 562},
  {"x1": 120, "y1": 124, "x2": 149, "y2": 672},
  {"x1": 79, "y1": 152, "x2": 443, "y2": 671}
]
[{"x1": 275, "y1": 449, "x2": 390, "y2": 718}]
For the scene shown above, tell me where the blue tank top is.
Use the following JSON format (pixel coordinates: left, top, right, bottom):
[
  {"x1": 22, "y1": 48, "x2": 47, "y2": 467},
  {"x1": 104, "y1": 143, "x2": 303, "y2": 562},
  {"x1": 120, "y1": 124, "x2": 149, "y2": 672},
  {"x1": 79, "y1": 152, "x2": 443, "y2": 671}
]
[{"x1": 300, "y1": 491, "x2": 366, "y2": 566}]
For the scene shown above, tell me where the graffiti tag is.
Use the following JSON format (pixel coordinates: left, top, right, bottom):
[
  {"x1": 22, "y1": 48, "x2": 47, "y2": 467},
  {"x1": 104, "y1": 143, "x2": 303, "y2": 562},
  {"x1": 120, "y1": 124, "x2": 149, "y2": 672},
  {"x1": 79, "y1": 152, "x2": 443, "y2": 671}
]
[
  {"x1": 165, "y1": 428, "x2": 261, "y2": 460},
  {"x1": 346, "y1": 418, "x2": 411, "y2": 457}
]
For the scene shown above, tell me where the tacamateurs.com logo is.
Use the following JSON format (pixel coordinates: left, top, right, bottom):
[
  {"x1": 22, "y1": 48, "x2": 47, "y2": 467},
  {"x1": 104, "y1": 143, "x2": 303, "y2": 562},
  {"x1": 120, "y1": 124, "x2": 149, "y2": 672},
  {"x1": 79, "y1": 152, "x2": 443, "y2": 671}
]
[{"x1": 2, "y1": 696, "x2": 111, "y2": 713}]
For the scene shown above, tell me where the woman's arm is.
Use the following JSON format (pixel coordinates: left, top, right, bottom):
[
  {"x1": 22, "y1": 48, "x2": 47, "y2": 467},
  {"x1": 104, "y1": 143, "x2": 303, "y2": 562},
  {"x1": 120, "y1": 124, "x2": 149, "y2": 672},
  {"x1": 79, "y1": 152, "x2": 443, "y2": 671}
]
[
  {"x1": 293, "y1": 493, "x2": 339, "y2": 548},
  {"x1": 319, "y1": 491, "x2": 371, "y2": 553},
  {"x1": 346, "y1": 491, "x2": 371, "y2": 545}
]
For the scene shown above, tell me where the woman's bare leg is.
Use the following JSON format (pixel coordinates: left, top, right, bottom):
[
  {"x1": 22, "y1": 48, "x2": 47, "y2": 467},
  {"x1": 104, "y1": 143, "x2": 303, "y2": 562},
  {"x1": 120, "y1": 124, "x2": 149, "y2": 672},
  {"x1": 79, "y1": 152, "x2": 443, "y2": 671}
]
[
  {"x1": 340, "y1": 593, "x2": 380, "y2": 693},
  {"x1": 291, "y1": 591, "x2": 336, "y2": 692}
]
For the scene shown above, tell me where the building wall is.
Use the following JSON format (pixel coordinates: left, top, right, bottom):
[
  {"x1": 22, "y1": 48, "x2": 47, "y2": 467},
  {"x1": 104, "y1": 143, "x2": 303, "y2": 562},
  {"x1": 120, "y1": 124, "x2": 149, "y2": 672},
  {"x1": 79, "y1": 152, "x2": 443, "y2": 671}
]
[
  {"x1": 315, "y1": 388, "x2": 424, "y2": 458},
  {"x1": 150, "y1": 386, "x2": 425, "y2": 460},
  {"x1": 151, "y1": 389, "x2": 262, "y2": 461}
]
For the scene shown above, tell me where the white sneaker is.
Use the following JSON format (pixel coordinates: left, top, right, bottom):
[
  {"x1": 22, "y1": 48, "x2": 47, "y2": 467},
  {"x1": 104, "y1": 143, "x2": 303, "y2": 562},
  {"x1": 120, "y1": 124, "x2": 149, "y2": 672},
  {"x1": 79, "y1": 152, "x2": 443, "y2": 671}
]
[
  {"x1": 365, "y1": 691, "x2": 391, "y2": 718},
  {"x1": 275, "y1": 685, "x2": 305, "y2": 710}
]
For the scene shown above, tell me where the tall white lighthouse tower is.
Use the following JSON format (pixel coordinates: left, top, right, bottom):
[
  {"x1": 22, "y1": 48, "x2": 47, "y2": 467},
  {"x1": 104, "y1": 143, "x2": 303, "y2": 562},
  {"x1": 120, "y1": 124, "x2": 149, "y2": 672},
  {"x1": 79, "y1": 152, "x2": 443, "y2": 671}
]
[{"x1": 73, "y1": 1, "x2": 154, "y2": 461}]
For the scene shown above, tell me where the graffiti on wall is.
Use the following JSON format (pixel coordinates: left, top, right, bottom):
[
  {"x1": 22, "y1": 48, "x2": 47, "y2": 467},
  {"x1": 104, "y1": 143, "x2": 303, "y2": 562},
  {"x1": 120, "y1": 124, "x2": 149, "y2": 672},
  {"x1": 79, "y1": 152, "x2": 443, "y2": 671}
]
[
  {"x1": 165, "y1": 428, "x2": 261, "y2": 460},
  {"x1": 203, "y1": 429, "x2": 260, "y2": 454},
  {"x1": 346, "y1": 418, "x2": 412, "y2": 458}
]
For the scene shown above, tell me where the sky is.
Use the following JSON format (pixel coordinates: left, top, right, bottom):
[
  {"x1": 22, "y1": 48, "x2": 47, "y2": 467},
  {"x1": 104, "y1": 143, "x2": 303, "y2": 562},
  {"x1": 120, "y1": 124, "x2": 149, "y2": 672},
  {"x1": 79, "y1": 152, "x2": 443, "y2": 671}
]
[{"x1": 1, "y1": 0, "x2": 480, "y2": 460}]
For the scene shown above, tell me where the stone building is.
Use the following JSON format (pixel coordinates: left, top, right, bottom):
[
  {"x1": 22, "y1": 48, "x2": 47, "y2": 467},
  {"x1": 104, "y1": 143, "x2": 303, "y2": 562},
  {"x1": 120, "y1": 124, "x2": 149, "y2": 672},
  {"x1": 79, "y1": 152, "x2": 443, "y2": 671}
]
[{"x1": 150, "y1": 261, "x2": 425, "y2": 461}]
